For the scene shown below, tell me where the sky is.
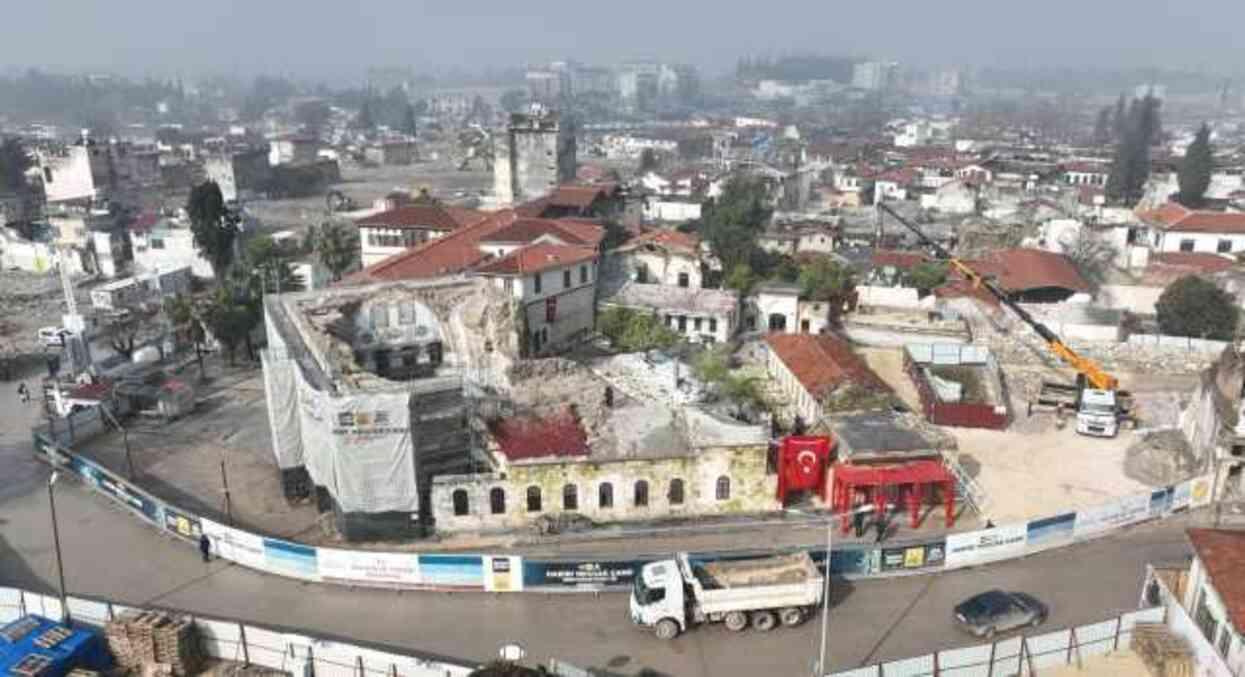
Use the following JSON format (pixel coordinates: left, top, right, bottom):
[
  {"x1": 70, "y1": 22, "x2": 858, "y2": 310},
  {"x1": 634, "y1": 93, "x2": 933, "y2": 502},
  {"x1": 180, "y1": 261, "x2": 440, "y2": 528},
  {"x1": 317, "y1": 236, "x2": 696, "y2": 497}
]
[{"x1": 3, "y1": 0, "x2": 1241, "y2": 81}]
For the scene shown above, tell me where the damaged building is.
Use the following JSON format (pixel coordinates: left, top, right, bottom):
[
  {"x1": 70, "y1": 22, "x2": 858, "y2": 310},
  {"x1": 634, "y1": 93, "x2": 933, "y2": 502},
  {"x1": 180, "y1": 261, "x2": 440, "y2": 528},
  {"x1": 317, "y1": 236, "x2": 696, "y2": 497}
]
[{"x1": 261, "y1": 277, "x2": 519, "y2": 541}]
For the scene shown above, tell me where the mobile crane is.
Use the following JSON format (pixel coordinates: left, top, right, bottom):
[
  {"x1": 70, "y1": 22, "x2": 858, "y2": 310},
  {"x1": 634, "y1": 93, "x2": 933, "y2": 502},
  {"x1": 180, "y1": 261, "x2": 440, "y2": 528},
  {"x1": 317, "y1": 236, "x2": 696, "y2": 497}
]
[{"x1": 876, "y1": 203, "x2": 1133, "y2": 437}]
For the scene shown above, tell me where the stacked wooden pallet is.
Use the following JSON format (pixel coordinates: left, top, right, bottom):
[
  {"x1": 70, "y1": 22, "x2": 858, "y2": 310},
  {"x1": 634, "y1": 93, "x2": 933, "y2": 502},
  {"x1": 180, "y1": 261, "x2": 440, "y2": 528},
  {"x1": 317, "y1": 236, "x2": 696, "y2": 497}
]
[
  {"x1": 1131, "y1": 622, "x2": 1193, "y2": 677},
  {"x1": 104, "y1": 610, "x2": 201, "y2": 676}
]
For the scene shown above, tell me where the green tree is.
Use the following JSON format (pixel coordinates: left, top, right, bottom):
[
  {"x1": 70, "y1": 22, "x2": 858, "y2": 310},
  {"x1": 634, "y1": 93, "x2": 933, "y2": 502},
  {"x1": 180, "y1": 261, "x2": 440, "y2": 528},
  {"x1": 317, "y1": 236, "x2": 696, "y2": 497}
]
[
  {"x1": 906, "y1": 261, "x2": 948, "y2": 293},
  {"x1": 0, "y1": 137, "x2": 32, "y2": 192},
  {"x1": 724, "y1": 262, "x2": 756, "y2": 293},
  {"x1": 244, "y1": 235, "x2": 305, "y2": 294},
  {"x1": 1176, "y1": 123, "x2": 1213, "y2": 208},
  {"x1": 203, "y1": 283, "x2": 261, "y2": 365},
  {"x1": 639, "y1": 148, "x2": 660, "y2": 172},
  {"x1": 1092, "y1": 106, "x2": 1112, "y2": 145},
  {"x1": 187, "y1": 181, "x2": 237, "y2": 281},
  {"x1": 692, "y1": 345, "x2": 732, "y2": 384},
  {"x1": 696, "y1": 177, "x2": 772, "y2": 275},
  {"x1": 469, "y1": 662, "x2": 552, "y2": 677},
  {"x1": 1155, "y1": 276, "x2": 1239, "y2": 340},
  {"x1": 1105, "y1": 94, "x2": 1161, "y2": 206},
  {"x1": 165, "y1": 294, "x2": 207, "y2": 380},
  {"x1": 310, "y1": 221, "x2": 360, "y2": 281},
  {"x1": 598, "y1": 307, "x2": 679, "y2": 353},
  {"x1": 798, "y1": 257, "x2": 855, "y2": 302}
]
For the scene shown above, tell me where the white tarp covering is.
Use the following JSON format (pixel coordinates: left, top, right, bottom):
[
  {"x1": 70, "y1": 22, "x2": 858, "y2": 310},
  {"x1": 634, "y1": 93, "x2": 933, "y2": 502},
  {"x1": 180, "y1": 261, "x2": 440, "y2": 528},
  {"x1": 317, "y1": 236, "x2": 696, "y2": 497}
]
[{"x1": 261, "y1": 350, "x2": 304, "y2": 469}]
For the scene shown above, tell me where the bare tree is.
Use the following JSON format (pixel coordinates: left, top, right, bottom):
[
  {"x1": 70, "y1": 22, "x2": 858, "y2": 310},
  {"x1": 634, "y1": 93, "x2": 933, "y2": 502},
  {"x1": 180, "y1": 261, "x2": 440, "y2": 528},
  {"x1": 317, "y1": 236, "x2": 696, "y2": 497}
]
[{"x1": 1060, "y1": 229, "x2": 1119, "y2": 290}]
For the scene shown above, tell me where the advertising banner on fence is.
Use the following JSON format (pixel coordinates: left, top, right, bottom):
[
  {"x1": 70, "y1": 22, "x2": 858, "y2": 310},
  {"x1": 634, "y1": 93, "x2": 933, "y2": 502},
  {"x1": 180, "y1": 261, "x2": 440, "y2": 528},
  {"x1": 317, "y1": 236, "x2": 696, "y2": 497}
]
[
  {"x1": 1026, "y1": 513, "x2": 1075, "y2": 550},
  {"x1": 162, "y1": 505, "x2": 202, "y2": 540},
  {"x1": 70, "y1": 455, "x2": 162, "y2": 526},
  {"x1": 1149, "y1": 488, "x2": 1173, "y2": 518},
  {"x1": 484, "y1": 556, "x2": 523, "y2": 592},
  {"x1": 416, "y1": 555, "x2": 484, "y2": 590},
  {"x1": 318, "y1": 549, "x2": 420, "y2": 588},
  {"x1": 1073, "y1": 492, "x2": 1151, "y2": 540},
  {"x1": 811, "y1": 546, "x2": 878, "y2": 576},
  {"x1": 263, "y1": 539, "x2": 320, "y2": 581},
  {"x1": 1189, "y1": 475, "x2": 1214, "y2": 509},
  {"x1": 523, "y1": 559, "x2": 641, "y2": 589},
  {"x1": 201, "y1": 519, "x2": 265, "y2": 570},
  {"x1": 880, "y1": 541, "x2": 945, "y2": 572},
  {"x1": 945, "y1": 523, "x2": 1027, "y2": 568}
]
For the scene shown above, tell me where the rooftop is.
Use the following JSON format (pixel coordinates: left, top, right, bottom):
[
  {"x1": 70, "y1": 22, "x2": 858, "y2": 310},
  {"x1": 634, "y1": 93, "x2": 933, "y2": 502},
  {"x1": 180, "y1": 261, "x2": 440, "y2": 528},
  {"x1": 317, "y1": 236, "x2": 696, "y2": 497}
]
[
  {"x1": 765, "y1": 333, "x2": 890, "y2": 401},
  {"x1": 830, "y1": 413, "x2": 941, "y2": 462},
  {"x1": 355, "y1": 204, "x2": 488, "y2": 232},
  {"x1": 603, "y1": 281, "x2": 739, "y2": 315},
  {"x1": 489, "y1": 409, "x2": 590, "y2": 462},
  {"x1": 1139, "y1": 202, "x2": 1245, "y2": 234},
  {"x1": 481, "y1": 217, "x2": 604, "y2": 247},
  {"x1": 616, "y1": 228, "x2": 701, "y2": 255},
  {"x1": 1186, "y1": 528, "x2": 1245, "y2": 632},
  {"x1": 963, "y1": 248, "x2": 1090, "y2": 295},
  {"x1": 349, "y1": 210, "x2": 516, "y2": 282},
  {"x1": 472, "y1": 243, "x2": 597, "y2": 276}
]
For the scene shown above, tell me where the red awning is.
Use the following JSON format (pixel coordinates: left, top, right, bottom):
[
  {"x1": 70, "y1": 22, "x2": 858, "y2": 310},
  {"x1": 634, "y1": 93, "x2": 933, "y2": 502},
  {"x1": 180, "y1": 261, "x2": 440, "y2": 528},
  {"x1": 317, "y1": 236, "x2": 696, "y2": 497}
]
[{"x1": 833, "y1": 460, "x2": 952, "y2": 487}]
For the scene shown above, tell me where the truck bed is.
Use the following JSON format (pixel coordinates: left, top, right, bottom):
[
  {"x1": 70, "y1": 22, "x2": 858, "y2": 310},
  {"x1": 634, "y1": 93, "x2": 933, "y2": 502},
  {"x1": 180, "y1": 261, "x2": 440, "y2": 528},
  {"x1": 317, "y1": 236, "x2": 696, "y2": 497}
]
[{"x1": 697, "y1": 553, "x2": 819, "y2": 589}]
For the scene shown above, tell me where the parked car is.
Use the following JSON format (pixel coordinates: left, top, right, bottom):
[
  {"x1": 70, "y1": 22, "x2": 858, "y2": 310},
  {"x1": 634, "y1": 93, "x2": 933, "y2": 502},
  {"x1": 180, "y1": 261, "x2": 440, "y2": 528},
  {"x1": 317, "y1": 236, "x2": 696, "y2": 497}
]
[
  {"x1": 37, "y1": 327, "x2": 74, "y2": 348},
  {"x1": 953, "y1": 590, "x2": 1047, "y2": 638}
]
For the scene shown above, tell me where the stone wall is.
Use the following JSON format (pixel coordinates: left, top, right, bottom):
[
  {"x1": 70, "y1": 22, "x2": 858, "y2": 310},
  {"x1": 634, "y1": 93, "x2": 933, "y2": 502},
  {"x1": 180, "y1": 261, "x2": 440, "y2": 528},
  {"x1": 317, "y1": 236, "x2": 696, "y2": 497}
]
[{"x1": 431, "y1": 445, "x2": 777, "y2": 533}]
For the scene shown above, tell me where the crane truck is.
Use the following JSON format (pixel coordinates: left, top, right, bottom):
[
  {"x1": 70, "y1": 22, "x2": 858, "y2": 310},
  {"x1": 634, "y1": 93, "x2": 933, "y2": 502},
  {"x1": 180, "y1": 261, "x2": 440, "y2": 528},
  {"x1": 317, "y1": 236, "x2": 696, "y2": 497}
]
[
  {"x1": 630, "y1": 552, "x2": 824, "y2": 640},
  {"x1": 876, "y1": 203, "x2": 1133, "y2": 437}
]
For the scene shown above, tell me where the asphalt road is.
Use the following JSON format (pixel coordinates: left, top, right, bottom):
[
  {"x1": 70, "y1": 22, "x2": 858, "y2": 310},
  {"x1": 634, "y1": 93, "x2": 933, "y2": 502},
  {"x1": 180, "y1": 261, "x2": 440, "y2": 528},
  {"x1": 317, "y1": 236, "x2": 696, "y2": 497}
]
[{"x1": 0, "y1": 364, "x2": 1198, "y2": 676}]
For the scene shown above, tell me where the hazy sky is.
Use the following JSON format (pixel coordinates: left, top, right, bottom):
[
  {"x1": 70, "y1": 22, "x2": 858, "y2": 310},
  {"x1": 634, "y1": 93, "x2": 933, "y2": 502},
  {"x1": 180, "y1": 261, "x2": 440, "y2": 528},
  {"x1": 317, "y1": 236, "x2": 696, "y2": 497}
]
[{"x1": 4, "y1": 0, "x2": 1241, "y2": 80}]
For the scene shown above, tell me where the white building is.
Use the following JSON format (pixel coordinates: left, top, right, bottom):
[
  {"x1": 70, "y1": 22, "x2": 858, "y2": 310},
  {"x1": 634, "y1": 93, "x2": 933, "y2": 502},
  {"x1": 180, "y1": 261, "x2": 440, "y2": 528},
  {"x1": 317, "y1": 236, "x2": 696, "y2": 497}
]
[
  {"x1": 642, "y1": 197, "x2": 702, "y2": 223},
  {"x1": 36, "y1": 146, "x2": 95, "y2": 203},
  {"x1": 894, "y1": 120, "x2": 931, "y2": 148},
  {"x1": 763, "y1": 333, "x2": 890, "y2": 427},
  {"x1": 608, "y1": 230, "x2": 704, "y2": 289},
  {"x1": 130, "y1": 218, "x2": 215, "y2": 279},
  {"x1": 603, "y1": 283, "x2": 738, "y2": 345},
  {"x1": 473, "y1": 243, "x2": 599, "y2": 356},
  {"x1": 267, "y1": 135, "x2": 319, "y2": 166},
  {"x1": 1139, "y1": 202, "x2": 1245, "y2": 255},
  {"x1": 356, "y1": 204, "x2": 488, "y2": 267},
  {"x1": 852, "y1": 61, "x2": 898, "y2": 91}
]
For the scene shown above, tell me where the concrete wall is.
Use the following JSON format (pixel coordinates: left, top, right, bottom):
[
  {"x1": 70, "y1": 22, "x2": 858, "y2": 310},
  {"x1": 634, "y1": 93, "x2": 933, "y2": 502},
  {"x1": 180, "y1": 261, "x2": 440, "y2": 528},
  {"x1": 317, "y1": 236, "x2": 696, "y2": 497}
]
[
  {"x1": 132, "y1": 228, "x2": 215, "y2": 279},
  {"x1": 857, "y1": 286, "x2": 925, "y2": 310},
  {"x1": 1157, "y1": 231, "x2": 1245, "y2": 255},
  {"x1": 204, "y1": 156, "x2": 237, "y2": 202},
  {"x1": 748, "y1": 290, "x2": 800, "y2": 333},
  {"x1": 1097, "y1": 284, "x2": 1164, "y2": 315},
  {"x1": 643, "y1": 199, "x2": 701, "y2": 222},
  {"x1": 614, "y1": 248, "x2": 702, "y2": 288},
  {"x1": 514, "y1": 269, "x2": 597, "y2": 354},
  {"x1": 430, "y1": 445, "x2": 776, "y2": 532},
  {"x1": 657, "y1": 308, "x2": 733, "y2": 344},
  {"x1": 842, "y1": 320, "x2": 970, "y2": 347},
  {"x1": 39, "y1": 147, "x2": 95, "y2": 203},
  {"x1": 765, "y1": 344, "x2": 820, "y2": 425}
]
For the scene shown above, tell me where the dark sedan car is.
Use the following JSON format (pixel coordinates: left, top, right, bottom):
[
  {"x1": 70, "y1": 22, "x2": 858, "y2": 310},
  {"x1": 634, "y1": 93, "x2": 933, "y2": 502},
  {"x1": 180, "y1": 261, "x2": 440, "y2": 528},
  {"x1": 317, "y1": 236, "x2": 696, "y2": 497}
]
[{"x1": 954, "y1": 590, "x2": 1047, "y2": 638}]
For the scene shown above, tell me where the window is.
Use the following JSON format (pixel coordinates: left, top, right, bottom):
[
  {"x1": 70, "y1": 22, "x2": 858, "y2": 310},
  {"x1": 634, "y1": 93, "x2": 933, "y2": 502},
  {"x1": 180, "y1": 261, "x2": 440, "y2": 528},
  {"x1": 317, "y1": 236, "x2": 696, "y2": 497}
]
[
  {"x1": 43, "y1": 167, "x2": 54, "y2": 183},
  {"x1": 1180, "y1": 239, "x2": 1196, "y2": 252},
  {"x1": 668, "y1": 478, "x2": 685, "y2": 505},
  {"x1": 599, "y1": 482, "x2": 614, "y2": 508},
  {"x1": 634, "y1": 480, "x2": 649, "y2": 507},
  {"x1": 526, "y1": 486, "x2": 542, "y2": 512},
  {"x1": 533, "y1": 273, "x2": 542, "y2": 294},
  {"x1": 580, "y1": 265, "x2": 588, "y2": 284},
  {"x1": 636, "y1": 264, "x2": 649, "y2": 283},
  {"x1": 398, "y1": 303, "x2": 416, "y2": 325},
  {"x1": 677, "y1": 316, "x2": 687, "y2": 331},
  {"x1": 1216, "y1": 625, "x2": 1231, "y2": 658},
  {"x1": 563, "y1": 484, "x2": 578, "y2": 511},
  {"x1": 709, "y1": 318, "x2": 718, "y2": 333},
  {"x1": 151, "y1": 238, "x2": 165, "y2": 250},
  {"x1": 370, "y1": 305, "x2": 389, "y2": 329},
  {"x1": 490, "y1": 488, "x2": 506, "y2": 515},
  {"x1": 452, "y1": 489, "x2": 469, "y2": 516},
  {"x1": 801, "y1": 319, "x2": 811, "y2": 333},
  {"x1": 563, "y1": 269, "x2": 572, "y2": 289},
  {"x1": 665, "y1": 315, "x2": 673, "y2": 327},
  {"x1": 678, "y1": 272, "x2": 690, "y2": 288},
  {"x1": 1219, "y1": 239, "x2": 1233, "y2": 254},
  {"x1": 694, "y1": 318, "x2": 703, "y2": 331},
  {"x1": 1195, "y1": 590, "x2": 1219, "y2": 644},
  {"x1": 546, "y1": 296, "x2": 557, "y2": 323},
  {"x1": 716, "y1": 476, "x2": 731, "y2": 501}
]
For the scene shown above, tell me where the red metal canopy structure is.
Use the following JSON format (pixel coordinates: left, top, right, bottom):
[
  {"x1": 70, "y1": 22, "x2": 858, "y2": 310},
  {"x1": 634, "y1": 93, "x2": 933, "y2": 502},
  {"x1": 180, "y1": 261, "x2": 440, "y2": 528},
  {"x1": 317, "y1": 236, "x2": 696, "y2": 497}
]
[{"x1": 830, "y1": 460, "x2": 956, "y2": 533}]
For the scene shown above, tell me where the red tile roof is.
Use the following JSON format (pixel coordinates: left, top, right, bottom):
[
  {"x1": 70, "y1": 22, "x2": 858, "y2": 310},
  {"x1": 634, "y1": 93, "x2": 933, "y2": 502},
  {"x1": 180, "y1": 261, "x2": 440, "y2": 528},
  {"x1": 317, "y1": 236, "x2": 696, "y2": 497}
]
[
  {"x1": 764, "y1": 334, "x2": 890, "y2": 401},
  {"x1": 871, "y1": 250, "x2": 929, "y2": 269},
  {"x1": 1187, "y1": 529, "x2": 1245, "y2": 632},
  {"x1": 355, "y1": 204, "x2": 487, "y2": 232},
  {"x1": 933, "y1": 279, "x2": 1001, "y2": 308},
  {"x1": 483, "y1": 217, "x2": 604, "y2": 247},
  {"x1": 351, "y1": 210, "x2": 515, "y2": 282},
  {"x1": 489, "y1": 408, "x2": 589, "y2": 461},
  {"x1": 620, "y1": 228, "x2": 701, "y2": 255},
  {"x1": 961, "y1": 248, "x2": 1090, "y2": 294},
  {"x1": 1061, "y1": 162, "x2": 1110, "y2": 174},
  {"x1": 1139, "y1": 202, "x2": 1245, "y2": 234},
  {"x1": 1150, "y1": 252, "x2": 1236, "y2": 273},
  {"x1": 548, "y1": 183, "x2": 618, "y2": 209},
  {"x1": 473, "y1": 243, "x2": 597, "y2": 276}
]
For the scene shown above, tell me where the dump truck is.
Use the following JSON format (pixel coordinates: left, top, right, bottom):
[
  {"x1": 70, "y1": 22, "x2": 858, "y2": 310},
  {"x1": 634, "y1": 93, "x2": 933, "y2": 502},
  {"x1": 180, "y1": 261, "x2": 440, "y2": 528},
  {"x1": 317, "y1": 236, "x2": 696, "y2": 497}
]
[
  {"x1": 1029, "y1": 383, "x2": 1130, "y2": 437},
  {"x1": 630, "y1": 552, "x2": 824, "y2": 639}
]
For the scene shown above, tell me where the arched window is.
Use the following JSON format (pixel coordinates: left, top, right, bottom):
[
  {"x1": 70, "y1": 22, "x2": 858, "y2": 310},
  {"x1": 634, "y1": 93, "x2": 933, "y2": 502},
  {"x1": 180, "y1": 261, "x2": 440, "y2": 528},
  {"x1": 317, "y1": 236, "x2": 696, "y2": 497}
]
[
  {"x1": 668, "y1": 478, "x2": 685, "y2": 505},
  {"x1": 526, "y1": 486, "x2": 542, "y2": 512},
  {"x1": 599, "y1": 482, "x2": 614, "y2": 509},
  {"x1": 452, "y1": 489, "x2": 469, "y2": 516},
  {"x1": 634, "y1": 480, "x2": 649, "y2": 507},
  {"x1": 716, "y1": 476, "x2": 731, "y2": 501},
  {"x1": 563, "y1": 484, "x2": 578, "y2": 511},
  {"x1": 489, "y1": 487, "x2": 506, "y2": 515}
]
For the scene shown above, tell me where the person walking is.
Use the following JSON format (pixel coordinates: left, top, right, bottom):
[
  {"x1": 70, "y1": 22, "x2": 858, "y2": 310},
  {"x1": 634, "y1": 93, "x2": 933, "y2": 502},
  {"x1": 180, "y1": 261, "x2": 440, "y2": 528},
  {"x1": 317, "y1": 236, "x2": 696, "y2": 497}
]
[
  {"x1": 198, "y1": 533, "x2": 211, "y2": 563},
  {"x1": 17, "y1": 382, "x2": 29, "y2": 404},
  {"x1": 874, "y1": 514, "x2": 888, "y2": 543}
]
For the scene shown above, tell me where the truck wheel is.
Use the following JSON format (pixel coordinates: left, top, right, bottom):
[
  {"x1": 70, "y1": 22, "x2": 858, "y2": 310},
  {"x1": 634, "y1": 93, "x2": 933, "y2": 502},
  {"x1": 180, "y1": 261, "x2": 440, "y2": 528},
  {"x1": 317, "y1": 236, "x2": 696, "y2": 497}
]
[
  {"x1": 654, "y1": 619, "x2": 680, "y2": 640},
  {"x1": 780, "y1": 607, "x2": 805, "y2": 627},
  {"x1": 751, "y1": 610, "x2": 777, "y2": 632},
  {"x1": 724, "y1": 611, "x2": 748, "y2": 632}
]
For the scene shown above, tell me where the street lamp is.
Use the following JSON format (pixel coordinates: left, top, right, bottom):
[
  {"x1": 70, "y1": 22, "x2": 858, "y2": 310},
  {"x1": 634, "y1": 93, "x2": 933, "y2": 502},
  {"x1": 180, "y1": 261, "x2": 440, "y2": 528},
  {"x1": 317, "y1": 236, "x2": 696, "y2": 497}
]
[{"x1": 47, "y1": 471, "x2": 70, "y2": 623}]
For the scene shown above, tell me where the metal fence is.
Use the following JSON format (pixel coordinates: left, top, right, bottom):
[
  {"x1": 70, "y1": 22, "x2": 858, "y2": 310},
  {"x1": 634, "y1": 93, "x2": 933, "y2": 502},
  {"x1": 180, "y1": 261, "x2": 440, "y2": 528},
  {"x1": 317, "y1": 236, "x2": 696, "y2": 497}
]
[
  {"x1": 0, "y1": 586, "x2": 475, "y2": 677},
  {"x1": 829, "y1": 606, "x2": 1165, "y2": 677}
]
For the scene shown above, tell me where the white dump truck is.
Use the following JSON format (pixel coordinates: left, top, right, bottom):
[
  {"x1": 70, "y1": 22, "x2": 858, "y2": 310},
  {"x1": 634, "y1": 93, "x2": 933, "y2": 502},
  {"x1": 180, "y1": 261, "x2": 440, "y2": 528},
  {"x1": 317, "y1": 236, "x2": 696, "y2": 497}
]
[{"x1": 629, "y1": 552, "x2": 824, "y2": 640}]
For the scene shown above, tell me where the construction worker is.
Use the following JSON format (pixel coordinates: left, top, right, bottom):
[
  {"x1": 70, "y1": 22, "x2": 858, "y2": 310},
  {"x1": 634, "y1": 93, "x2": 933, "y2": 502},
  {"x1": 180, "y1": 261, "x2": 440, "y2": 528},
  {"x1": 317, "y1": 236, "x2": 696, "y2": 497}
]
[{"x1": 199, "y1": 534, "x2": 211, "y2": 563}]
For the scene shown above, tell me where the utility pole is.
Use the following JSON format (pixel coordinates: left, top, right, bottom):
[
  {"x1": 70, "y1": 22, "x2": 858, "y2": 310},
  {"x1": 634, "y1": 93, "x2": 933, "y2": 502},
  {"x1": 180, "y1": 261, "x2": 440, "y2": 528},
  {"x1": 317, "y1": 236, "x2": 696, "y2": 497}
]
[
  {"x1": 48, "y1": 472, "x2": 70, "y2": 623},
  {"x1": 220, "y1": 459, "x2": 234, "y2": 526}
]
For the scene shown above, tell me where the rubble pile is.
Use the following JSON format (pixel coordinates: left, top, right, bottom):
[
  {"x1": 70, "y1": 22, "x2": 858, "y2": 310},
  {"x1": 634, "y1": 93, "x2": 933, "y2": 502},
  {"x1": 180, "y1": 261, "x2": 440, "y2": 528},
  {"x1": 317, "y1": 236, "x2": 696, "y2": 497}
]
[
  {"x1": 1125, "y1": 430, "x2": 1204, "y2": 486},
  {"x1": 0, "y1": 271, "x2": 94, "y2": 353}
]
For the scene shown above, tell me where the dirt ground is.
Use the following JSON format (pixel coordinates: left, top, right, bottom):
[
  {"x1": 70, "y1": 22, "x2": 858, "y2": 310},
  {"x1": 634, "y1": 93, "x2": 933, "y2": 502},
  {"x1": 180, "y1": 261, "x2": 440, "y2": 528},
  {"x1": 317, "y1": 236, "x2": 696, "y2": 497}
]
[
  {"x1": 1039, "y1": 651, "x2": 1152, "y2": 676},
  {"x1": 857, "y1": 347, "x2": 922, "y2": 412}
]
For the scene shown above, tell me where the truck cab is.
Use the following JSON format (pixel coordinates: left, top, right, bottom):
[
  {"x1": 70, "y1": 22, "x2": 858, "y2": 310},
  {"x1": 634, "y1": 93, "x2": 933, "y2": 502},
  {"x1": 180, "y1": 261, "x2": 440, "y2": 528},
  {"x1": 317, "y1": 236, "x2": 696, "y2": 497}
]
[
  {"x1": 1076, "y1": 388, "x2": 1119, "y2": 438},
  {"x1": 630, "y1": 558, "x2": 688, "y2": 640}
]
